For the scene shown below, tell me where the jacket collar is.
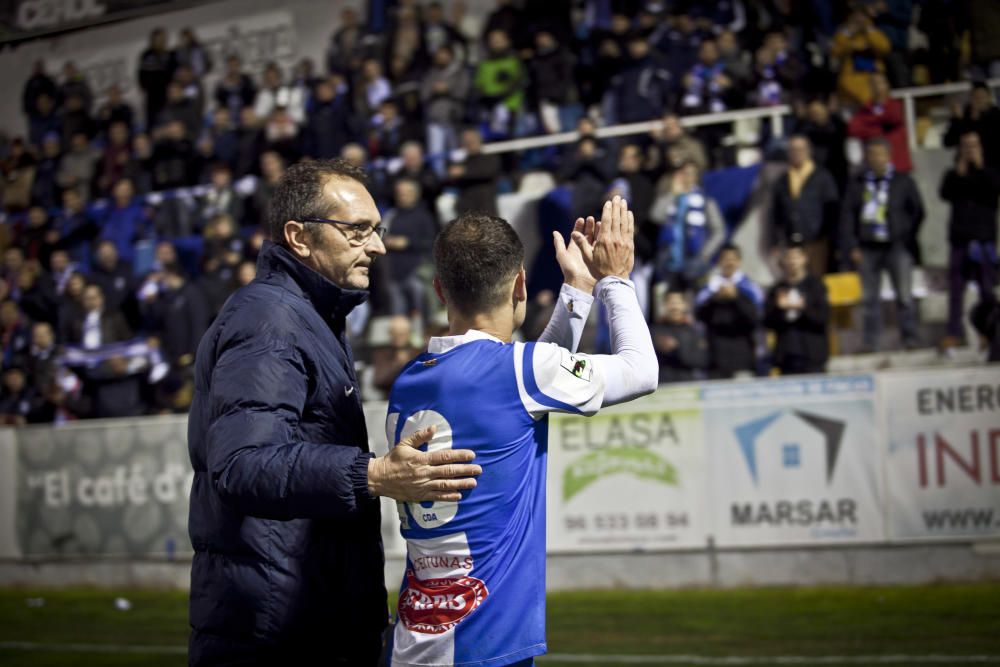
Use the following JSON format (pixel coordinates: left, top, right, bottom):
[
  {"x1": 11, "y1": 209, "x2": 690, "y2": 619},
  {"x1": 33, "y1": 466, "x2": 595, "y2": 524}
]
[{"x1": 255, "y1": 241, "x2": 368, "y2": 320}]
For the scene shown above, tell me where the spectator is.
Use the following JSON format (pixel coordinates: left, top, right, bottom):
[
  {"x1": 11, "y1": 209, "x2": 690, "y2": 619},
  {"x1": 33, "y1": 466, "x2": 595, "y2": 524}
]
[
  {"x1": 29, "y1": 133, "x2": 62, "y2": 210},
  {"x1": 254, "y1": 62, "x2": 306, "y2": 126},
  {"x1": 938, "y1": 132, "x2": 1000, "y2": 347},
  {"x1": 16, "y1": 262, "x2": 58, "y2": 327},
  {"x1": 250, "y1": 150, "x2": 285, "y2": 225},
  {"x1": 530, "y1": 30, "x2": 579, "y2": 133},
  {"x1": 2, "y1": 248, "x2": 26, "y2": 298},
  {"x1": 86, "y1": 353, "x2": 149, "y2": 419},
  {"x1": 369, "y1": 99, "x2": 421, "y2": 160},
  {"x1": 1, "y1": 139, "x2": 36, "y2": 214},
  {"x1": 421, "y1": 45, "x2": 470, "y2": 174},
  {"x1": 156, "y1": 80, "x2": 202, "y2": 141},
  {"x1": 649, "y1": 161, "x2": 725, "y2": 291},
  {"x1": 388, "y1": 141, "x2": 441, "y2": 211},
  {"x1": 96, "y1": 85, "x2": 135, "y2": 137},
  {"x1": 383, "y1": 178, "x2": 438, "y2": 317},
  {"x1": 448, "y1": 127, "x2": 501, "y2": 215},
  {"x1": 27, "y1": 93, "x2": 60, "y2": 154},
  {"x1": 646, "y1": 111, "x2": 708, "y2": 178},
  {"x1": 764, "y1": 243, "x2": 831, "y2": 375},
  {"x1": 198, "y1": 162, "x2": 245, "y2": 227},
  {"x1": 57, "y1": 62, "x2": 92, "y2": 112},
  {"x1": 841, "y1": 138, "x2": 925, "y2": 351},
  {"x1": 213, "y1": 55, "x2": 257, "y2": 121},
  {"x1": 98, "y1": 179, "x2": 148, "y2": 266},
  {"x1": 0, "y1": 363, "x2": 38, "y2": 426},
  {"x1": 26, "y1": 321, "x2": 60, "y2": 397},
  {"x1": 614, "y1": 143, "x2": 656, "y2": 262},
  {"x1": 694, "y1": 244, "x2": 764, "y2": 379},
  {"x1": 422, "y1": 1, "x2": 468, "y2": 64},
  {"x1": 150, "y1": 121, "x2": 200, "y2": 190},
  {"x1": 558, "y1": 136, "x2": 612, "y2": 221},
  {"x1": 233, "y1": 107, "x2": 265, "y2": 179},
  {"x1": 326, "y1": 7, "x2": 368, "y2": 76},
  {"x1": 944, "y1": 82, "x2": 1000, "y2": 169},
  {"x1": 60, "y1": 93, "x2": 96, "y2": 146},
  {"x1": 653, "y1": 290, "x2": 707, "y2": 383},
  {"x1": 89, "y1": 240, "x2": 137, "y2": 318},
  {"x1": 65, "y1": 283, "x2": 132, "y2": 349},
  {"x1": 137, "y1": 28, "x2": 174, "y2": 129},
  {"x1": 96, "y1": 121, "x2": 133, "y2": 196},
  {"x1": 48, "y1": 249, "x2": 79, "y2": 296},
  {"x1": 196, "y1": 219, "x2": 244, "y2": 318},
  {"x1": 56, "y1": 132, "x2": 100, "y2": 201},
  {"x1": 57, "y1": 272, "x2": 87, "y2": 343},
  {"x1": 610, "y1": 33, "x2": 673, "y2": 125},
  {"x1": 793, "y1": 98, "x2": 849, "y2": 193},
  {"x1": 831, "y1": 7, "x2": 891, "y2": 107},
  {"x1": 681, "y1": 39, "x2": 735, "y2": 115},
  {"x1": 172, "y1": 28, "x2": 212, "y2": 78},
  {"x1": 356, "y1": 58, "x2": 393, "y2": 119},
  {"x1": 55, "y1": 189, "x2": 98, "y2": 270},
  {"x1": 371, "y1": 314, "x2": 422, "y2": 394},
  {"x1": 17, "y1": 206, "x2": 59, "y2": 266},
  {"x1": 848, "y1": 73, "x2": 912, "y2": 172},
  {"x1": 140, "y1": 263, "x2": 209, "y2": 409},
  {"x1": 0, "y1": 300, "x2": 32, "y2": 367},
  {"x1": 474, "y1": 29, "x2": 526, "y2": 136},
  {"x1": 769, "y1": 135, "x2": 840, "y2": 274},
  {"x1": 302, "y1": 76, "x2": 354, "y2": 159},
  {"x1": 22, "y1": 60, "x2": 57, "y2": 126},
  {"x1": 717, "y1": 30, "x2": 752, "y2": 89},
  {"x1": 751, "y1": 32, "x2": 805, "y2": 108},
  {"x1": 203, "y1": 107, "x2": 240, "y2": 169}
]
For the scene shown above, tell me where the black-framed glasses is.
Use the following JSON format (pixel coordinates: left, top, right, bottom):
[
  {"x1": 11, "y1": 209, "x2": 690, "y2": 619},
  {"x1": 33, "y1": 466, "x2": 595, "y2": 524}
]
[{"x1": 297, "y1": 217, "x2": 387, "y2": 246}]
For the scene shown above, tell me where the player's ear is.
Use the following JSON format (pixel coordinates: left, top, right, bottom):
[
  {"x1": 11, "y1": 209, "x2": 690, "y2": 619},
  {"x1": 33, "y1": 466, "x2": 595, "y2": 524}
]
[
  {"x1": 513, "y1": 267, "x2": 527, "y2": 303},
  {"x1": 432, "y1": 275, "x2": 447, "y2": 306}
]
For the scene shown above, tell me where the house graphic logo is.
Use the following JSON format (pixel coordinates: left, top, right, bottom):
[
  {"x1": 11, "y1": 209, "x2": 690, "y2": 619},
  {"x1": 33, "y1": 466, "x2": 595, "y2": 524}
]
[{"x1": 734, "y1": 410, "x2": 846, "y2": 486}]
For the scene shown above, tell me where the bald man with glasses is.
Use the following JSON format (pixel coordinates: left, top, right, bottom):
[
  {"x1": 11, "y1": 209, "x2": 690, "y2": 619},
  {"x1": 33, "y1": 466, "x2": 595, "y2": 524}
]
[{"x1": 187, "y1": 159, "x2": 481, "y2": 666}]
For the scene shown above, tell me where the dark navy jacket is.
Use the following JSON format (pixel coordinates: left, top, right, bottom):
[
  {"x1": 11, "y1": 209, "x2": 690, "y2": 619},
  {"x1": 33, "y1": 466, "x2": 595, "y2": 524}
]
[{"x1": 187, "y1": 241, "x2": 386, "y2": 665}]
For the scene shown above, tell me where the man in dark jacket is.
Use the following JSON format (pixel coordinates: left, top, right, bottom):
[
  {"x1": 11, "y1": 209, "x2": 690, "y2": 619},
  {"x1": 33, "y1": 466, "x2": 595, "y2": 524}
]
[
  {"x1": 654, "y1": 290, "x2": 706, "y2": 383},
  {"x1": 449, "y1": 127, "x2": 501, "y2": 216},
  {"x1": 944, "y1": 82, "x2": 1000, "y2": 168},
  {"x1": 694, "y1": 244, "x2": 764, "y2": 378},
  {"x1": 187, "y1": 159, "x2": 481, "y2": 666},
  {"x1": 841, "y1": 138, "x2": 925, "y2": 350},
  {"x1": 770, "y1": 135, "x2": 839, "y2": 275},
  {"x1": 764, "y1": 243, "x2": 831, "y2": 375},
  {"x1": 610, "y1": 34, "x2": 674, "y2": 125},
  {"x1": 938, "y1": 131, "x2": 1000, "y2": 346},
  {"x1": 384, "y1": 178, "x2": 438, "y2": 318}
]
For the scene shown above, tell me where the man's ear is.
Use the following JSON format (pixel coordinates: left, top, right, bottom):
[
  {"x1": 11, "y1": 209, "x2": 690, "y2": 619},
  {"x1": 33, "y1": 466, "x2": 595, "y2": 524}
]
[
  {"x1": 432, "y1": 275, "x2": 447, "y2": 306},
  {"x1": 513, "y1": 267, "x2": 527, "y2": 304},
  {"x1": 283, "y1": 221, "x2": 311, "y2": 258}
]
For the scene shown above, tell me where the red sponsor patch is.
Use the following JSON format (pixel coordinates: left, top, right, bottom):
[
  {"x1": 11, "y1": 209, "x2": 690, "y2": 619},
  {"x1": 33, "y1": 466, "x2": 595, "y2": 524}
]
[{"x1": 397, "y1": 569, "x2": 489, "y2": 634}]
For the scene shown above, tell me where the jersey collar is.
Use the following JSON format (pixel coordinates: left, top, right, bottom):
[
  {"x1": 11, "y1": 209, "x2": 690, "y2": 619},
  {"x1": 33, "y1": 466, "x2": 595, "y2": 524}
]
[{"x1": 427, "y1": 329, "x2": 504, "y2": 354}]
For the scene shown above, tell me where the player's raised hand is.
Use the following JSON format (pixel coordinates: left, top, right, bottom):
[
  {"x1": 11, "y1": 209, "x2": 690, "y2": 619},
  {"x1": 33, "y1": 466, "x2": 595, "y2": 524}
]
[
  {"x1": 571, "y1": 195, "x2": 634, "y2": 281},
  {"x1": 553, "y1": 216, "x2": 598, "y2": 293},
  {"x1": 368, "y1": 426, "x2": 482, "y2": 502}
]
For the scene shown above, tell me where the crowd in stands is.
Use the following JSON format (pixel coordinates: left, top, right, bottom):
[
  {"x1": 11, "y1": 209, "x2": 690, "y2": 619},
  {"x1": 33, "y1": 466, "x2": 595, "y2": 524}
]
[{"x1": 0, "y1": 0, "x2": 998, "y2": 424}]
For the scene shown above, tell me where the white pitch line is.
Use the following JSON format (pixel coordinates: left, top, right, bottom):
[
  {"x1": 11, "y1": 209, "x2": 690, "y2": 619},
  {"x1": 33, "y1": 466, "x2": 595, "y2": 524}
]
[
  {"x1": 1, "y1": 643, "x2": 998, "y2": 665},
  {"x1": 0, "y1": 641, "x2": 186, "y2": 655},
  {"x1": 542, "y1": 655, "x2": 1000, "y2": 665}
]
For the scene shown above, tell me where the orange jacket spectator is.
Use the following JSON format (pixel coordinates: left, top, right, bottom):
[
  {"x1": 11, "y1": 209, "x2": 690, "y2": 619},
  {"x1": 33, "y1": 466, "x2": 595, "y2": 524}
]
[{"x1": 831, "y1": 10, "x2": 891, "y2": 107}]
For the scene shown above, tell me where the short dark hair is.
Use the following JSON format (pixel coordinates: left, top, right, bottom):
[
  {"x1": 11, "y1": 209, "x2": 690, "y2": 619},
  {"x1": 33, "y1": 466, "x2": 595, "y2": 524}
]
[
  {"x1": 866, "y1": 137, "x2": 891, "y2": 151},
  {"x1": 267, "y1": 159, "x2": 367, "y2": 245},
  {"x1": 719, "y1": 243, "x2": 741, "y2": 258},
  {"x1": 434, "y1": 213, "x2": 524, "y2": 315}
]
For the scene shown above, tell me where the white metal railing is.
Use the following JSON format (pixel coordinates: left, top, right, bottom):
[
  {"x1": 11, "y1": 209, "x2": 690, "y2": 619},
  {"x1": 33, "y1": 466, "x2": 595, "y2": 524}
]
[{"x1": 481, "y1": 78, "x2": 1000, "y2": 157}]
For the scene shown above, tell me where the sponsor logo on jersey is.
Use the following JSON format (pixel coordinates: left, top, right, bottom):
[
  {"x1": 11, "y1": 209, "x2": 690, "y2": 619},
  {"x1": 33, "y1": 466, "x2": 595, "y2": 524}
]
[
  {"x1": 398, "y1": 570, "x2": 489, "y2": 634},
  {"x1": 559, "y1": 351, "x2": 593, "y2": 382}
]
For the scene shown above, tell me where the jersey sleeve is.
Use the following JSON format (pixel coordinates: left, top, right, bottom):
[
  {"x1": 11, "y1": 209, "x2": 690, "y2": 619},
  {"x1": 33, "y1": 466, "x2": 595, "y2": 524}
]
[
  {"x1": 536, "y1": 283, "x2": 595, "y2": 352},
  {"x1": 514, "y1": 341, "x2": 606, "y2": 420}
]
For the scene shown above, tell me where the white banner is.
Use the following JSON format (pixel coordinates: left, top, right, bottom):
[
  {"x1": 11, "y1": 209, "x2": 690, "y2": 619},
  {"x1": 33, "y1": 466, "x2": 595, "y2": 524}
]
[
  {"x1": 546, "y1": 387, "x2": 709, "y2": 552},
  {"x1": 883, "y1": 367, "x2": 1000, "y2": 541},
  {"x1": 703, "y1": 375, "x2": 884, "y2": 547}
]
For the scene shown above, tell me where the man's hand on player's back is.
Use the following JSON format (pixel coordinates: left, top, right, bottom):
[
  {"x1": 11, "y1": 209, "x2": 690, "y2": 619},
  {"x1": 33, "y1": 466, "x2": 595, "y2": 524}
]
[
  {"x1": 572, "y1": 196, "x2": 635, "y2": 281},
  {"x1": 368, "y1": 426, "x2": 482, "y2": 502}
]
